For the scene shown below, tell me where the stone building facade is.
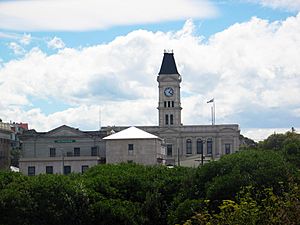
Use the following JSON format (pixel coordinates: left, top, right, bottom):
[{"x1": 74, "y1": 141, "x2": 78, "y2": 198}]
[
  {"x1": 0, "y1": 121, "x2": 12, "y2": 170},
  {"x1": 101, "y1": 51, "x2": 240, "y2": 166},
  {"x1": 104, "y1": 126, "x2": 165, "y2": 165},
  {"x1": 19, "y1": 125, "x2": 106, "y2": 175},
  {"x1": 19, "y1": 51, "x2": 240, "y2": 174}
]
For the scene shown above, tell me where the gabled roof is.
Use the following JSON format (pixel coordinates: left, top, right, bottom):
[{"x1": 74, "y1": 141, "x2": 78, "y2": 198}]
[
  {"x1": 158, "y1": 52, "x2": 179, "y2": 75},
  {"x1": 103, "y1": 126, "x2": 160, "y2": 140},
  {"x1": 44, "y1": 125, "x2": 92, "y2": 138}
]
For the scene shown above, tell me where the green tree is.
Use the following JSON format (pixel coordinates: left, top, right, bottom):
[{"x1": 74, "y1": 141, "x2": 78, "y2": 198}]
[
  {"x1": 184, "y1": 182, "x2": 300, "y2": 225},
  {"x1": 188, "y1": 150, "x2": 296, "y2": 200},
  {"x1": 258, "y1": 133, "x2": 286, "y2": 151}
]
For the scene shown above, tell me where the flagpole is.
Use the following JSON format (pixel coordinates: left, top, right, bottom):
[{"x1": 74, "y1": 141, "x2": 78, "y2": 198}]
[
  {"x1": 213, "y1": 100, "x2": 216, "y2": 125},
  {"x1": 207, "y1": 98, "x2": 215, "y2": 125},
  {"x1": 211, "y1": 106, "x2": 213, "y2": 125}
]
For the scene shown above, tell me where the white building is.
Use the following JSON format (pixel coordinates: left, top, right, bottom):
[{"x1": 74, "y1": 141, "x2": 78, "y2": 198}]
[
  {"x1": 19, "y1": 125, "x2": 106, "y2": 175},
  {"x1": 104, "y1": 126, "x2": 165, "y2": 165},
  {"x1": 19, "y1": 51, "x2": 240, "y2": 174},
  {"x1": 101, "y1": 51, "x2": 240, "y2": 166}
]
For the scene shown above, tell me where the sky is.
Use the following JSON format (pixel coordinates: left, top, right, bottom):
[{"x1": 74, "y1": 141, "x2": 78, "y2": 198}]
[{"x1": 0, "y1": 0, "x2": 300, "y2": 141}]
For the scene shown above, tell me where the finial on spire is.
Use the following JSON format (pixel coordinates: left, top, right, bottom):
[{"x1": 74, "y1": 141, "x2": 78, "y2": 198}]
[
  {"x1": 159, "y1": 50, "x2": 179, "y2": 74},
  {"x1": 164, "y1": 49, "x2": 173, "y2": 54}
]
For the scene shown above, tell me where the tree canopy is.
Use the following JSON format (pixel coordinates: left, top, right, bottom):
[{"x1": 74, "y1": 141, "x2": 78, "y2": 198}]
[{"x1": 1, "y1": 132, "x2": 300, "y2": 225}]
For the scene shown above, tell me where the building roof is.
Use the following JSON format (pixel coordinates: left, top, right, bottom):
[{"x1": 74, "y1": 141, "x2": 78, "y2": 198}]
[
  {"x1": 20, "y1": 125, "x2": 107, "y2": 139},
  {"x1": 158, "y1": 51, "x2": 179, "y2": 75},
  {"x1": 103, "y1": 126, "x2": 161, "y2": 140}
]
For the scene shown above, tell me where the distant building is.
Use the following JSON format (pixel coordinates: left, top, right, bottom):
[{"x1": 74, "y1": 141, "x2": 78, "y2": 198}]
[
  {"x1": 10, "y1": 122, "x2": 29, "y2": 146},
  {"x1": 10, "y1": 122, "x2": 29, "y2": 167},
  {"x1": 19, "y1": 125, "x2": 106, "y2": 175},
  {"x1": 104, "y1": 126, "x2": 165, "y2": 165},
  {"x1": 0, "y1": 121, "x2": 12, "y2": 170},
  {"x1": 101, "y1": 51, "x2": 240, "y2": 166},
  {"x1": 19, "y1": 51, "x2": 240, "y2": 173}
]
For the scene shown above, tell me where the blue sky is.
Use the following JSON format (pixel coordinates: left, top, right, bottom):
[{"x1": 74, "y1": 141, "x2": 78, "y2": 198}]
[{"x1": 0, "y1": 0, "x2": 300, "y2": 140}]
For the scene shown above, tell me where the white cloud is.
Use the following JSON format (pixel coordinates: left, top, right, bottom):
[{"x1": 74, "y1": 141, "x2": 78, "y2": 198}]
[
  {"x1": 19, "y1": 33, "x2": 31, "y2": 45},
  {"x1": 8, "y1": 42, "x2": 25, "y2": 55},
  {"x1": 1, "y1": 14, "x2": 300, "y2": 136},
  {"x1": 0, "y1": 0, "x2": 217, "y2": 31},
  {"x1": 242, "y1": 128, "x2": 298, "y2": 141},
  {"x1": 1, "y1": 32, "x2": 33, "y2": 47},
  {"x1": 47, "y1": 37, "x2": 65, "y2": 49},
  {"x1": 248, "y1": 0, "x2": 300, "y2": 11},
  {"x1": 0, "y1": 32, "x2": 19, "y2": 39}
]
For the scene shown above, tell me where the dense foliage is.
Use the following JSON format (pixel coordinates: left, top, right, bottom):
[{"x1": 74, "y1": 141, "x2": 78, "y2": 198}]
[
  {"x1": 1, "y1": 132, "x2": 300, "y2": 225},
  {"x1": 259, "y1": 130, "x2": 300, "y2": 167}
]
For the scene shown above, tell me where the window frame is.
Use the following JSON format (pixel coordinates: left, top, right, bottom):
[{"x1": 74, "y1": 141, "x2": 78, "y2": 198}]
[
  {"x1": 50, "y1": 147, "x2": 56, "y2": 157},
  {"x1": 46, "y1": 166, "x2": 53, "y2": 174},
  {"x1": 81, "y1": 165, "x2": 89, "y2": 173},
  {"x1": 225, "y1": 143, "x2": 231, "y2": 154},
  {"x1": 64, "y1": 165, "x2": 71, "y2": 175},
  {"x1": 186, "y1": 139, "x2": 192, "y2": 154},
  {"x1": 207, "y1": 138, "x2": 213, "y2": 155},
  {"x1": 196, "y1": 139, "x2": 203, "y2": 154},
  {"x1": 170, "y1": 114, "x2": 174, "y2": 125},
  {"x1": 74, "y1": 147, "x2": 80, "y2": 156},
  {"x1": 167, "y1": 144, "x2": 172, "y2": 156},
  {"x1": 91, "y1": 146, "x2": 98, "y2": 156},
  {"x1": 28, "y1": 166, "x2": 35, "y2": 176},
  {"x1": 128, "y1": 144, "x2": 134, "y2": 155}
]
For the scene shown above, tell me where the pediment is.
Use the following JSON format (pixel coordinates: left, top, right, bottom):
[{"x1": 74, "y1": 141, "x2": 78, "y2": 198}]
[
  {"x1": 45, "y1": 125, "x2": 87, "y2": 137},
  {"x1": 158, "y1": 127, "x2": 179, "y2": 134},
  {"x1": 220, "y1": 127, "x2": 236, "y2": 133}
]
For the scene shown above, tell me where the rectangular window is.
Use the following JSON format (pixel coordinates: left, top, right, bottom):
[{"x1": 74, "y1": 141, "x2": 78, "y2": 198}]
[
  {"x1": 207, "y1": 138, "x2": 213, "y2": 155},
  {"x1": 50, "y1": 148, "x2": 56, "y2": 157},
  {"x1": 66, "y1": 151, "x2": 73, "y2": 157},
  {"x1": 128, "y1": 144, "x2": 134, "y2": 150},
  {"x1": 170, "y1": 114, "x2": 174, "y2": 125},
  {"x1": 64, "y1": 166, "x2": 71, "y2": 175},
  {"x1": 167, "y1": 144, "x2": 172, "y2": 156},
  {"x1": 225, "y1": 144, "x2": 231, "y2": 154},
  {"x1": 128, "y1": 144, "x2": 134, "y2": 155},
  {"x1": 74, "y1": 147, "x2": 80, "y2": 156},
  {"x1": 168, "y1": 101, "x2": 171, "y2": 107},
  {"x1": 81, "y1": 165, "x2": 89, "y2": 173},
  {"x1": 46, "y1": 166, "x2": 53, "y2": 174},
  {"x1": 172, "y1": 101, "x2": 174, "y2": 107},
  {"x1": 164, "y1": 101, "x2": 167, "y2": 108},
  {"x1": 197, "y1": 139, "x2": 203, "y2": 154},
  {"x1": 165, "y1": 114, "x2": 169, "y2": 125},
  {"x1": 186, "y1": 139, "x2": 192, "y2": 154},
  {"x1": 28, "y1": 166, "x2": 35, "y2": 176},
  {"x1": 91, "y1": 146, "x2": 98, "y2": 156}
]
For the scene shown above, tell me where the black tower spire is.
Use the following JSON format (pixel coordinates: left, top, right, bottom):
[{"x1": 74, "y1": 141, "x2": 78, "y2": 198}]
[{"x1": 158, "y1": 50, "x2": 179, "y2": 75}]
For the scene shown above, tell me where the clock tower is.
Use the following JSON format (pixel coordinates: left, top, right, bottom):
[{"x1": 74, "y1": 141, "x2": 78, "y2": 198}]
[{"x1": 157, "y1": 51, "x2": 182, "y2": 127}]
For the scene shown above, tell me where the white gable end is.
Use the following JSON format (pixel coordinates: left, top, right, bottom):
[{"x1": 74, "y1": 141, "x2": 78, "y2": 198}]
[{"x1": 104, "y1": 126, "x2": 160, "y2": 140}]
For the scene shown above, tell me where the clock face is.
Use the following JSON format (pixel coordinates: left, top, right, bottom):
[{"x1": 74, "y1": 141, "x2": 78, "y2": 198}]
[{"x1": 164, "y1": 87, "x2": 174, "y2": 97}]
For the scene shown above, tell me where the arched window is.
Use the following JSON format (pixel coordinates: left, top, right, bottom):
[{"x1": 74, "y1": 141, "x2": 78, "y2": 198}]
[
  {"x1": 197, "y1": 139, "x2": 203, "y2": 154},
  {"x1": 186, "y1": 139, "x2": 192, "y2": 154},
  {"x1": 207, "y1": 138, "x2": 213, "y2": 155}
]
